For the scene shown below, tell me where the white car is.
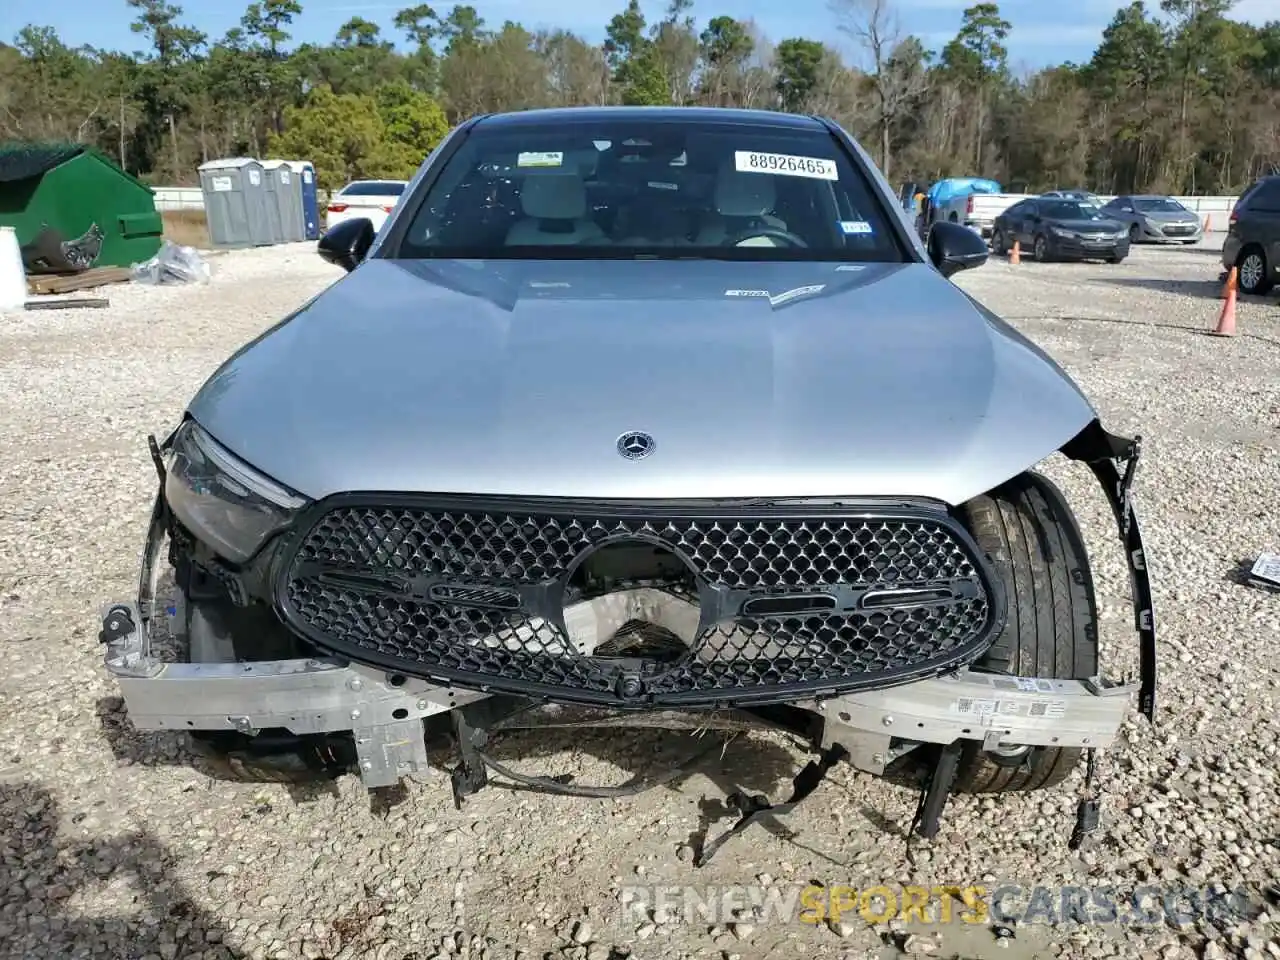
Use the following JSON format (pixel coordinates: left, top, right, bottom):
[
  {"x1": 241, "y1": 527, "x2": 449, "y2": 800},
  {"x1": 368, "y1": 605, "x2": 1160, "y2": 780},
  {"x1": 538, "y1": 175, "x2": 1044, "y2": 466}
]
[{"x1": 324, "y1": 180, "x2": 409, "y2": 235}]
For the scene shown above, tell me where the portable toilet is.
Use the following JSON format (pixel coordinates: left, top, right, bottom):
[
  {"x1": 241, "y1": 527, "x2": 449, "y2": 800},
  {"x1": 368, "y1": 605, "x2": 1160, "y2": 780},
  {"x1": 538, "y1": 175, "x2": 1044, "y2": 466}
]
[
  {"x1": 285, "y1": 160, "x2": 319, "y2": 240},
  {"x1": 198, "y1": 158, "x2": 273, "y2": 247},
  {"x1": 262, "y1": 159, "x2": 304, "y2": 242},
  {"x1": 254, "y1": 158, "x2": 288, "y2": 241}
]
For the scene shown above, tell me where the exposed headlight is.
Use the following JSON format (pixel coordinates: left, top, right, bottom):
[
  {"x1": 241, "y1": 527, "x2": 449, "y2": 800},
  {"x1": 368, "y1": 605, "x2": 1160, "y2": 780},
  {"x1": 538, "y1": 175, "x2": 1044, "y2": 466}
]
[
  {"x1": 1115, "y1": 230, "x2": 1129, "y2": 240},
  {"x1": 1050, "y1": 226, "x2": 1074, "y2": 239},
  {"x1": 164, "y1": 419, "x2": 308, "y2": 564}
]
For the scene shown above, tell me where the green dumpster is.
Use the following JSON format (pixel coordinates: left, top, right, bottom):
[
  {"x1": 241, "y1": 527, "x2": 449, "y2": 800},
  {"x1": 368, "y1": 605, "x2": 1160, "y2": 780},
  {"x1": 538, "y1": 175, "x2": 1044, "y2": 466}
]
[{"x1": 0, "y1": 142, "x2": 163, "y2": 270}]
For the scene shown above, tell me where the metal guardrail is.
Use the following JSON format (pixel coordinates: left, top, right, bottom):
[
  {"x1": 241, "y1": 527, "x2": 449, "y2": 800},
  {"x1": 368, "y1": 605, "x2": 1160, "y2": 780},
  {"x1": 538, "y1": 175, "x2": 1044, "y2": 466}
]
[
  {"x1": 153, "y1": 185, "x2": 331, "y2": 213},
  {"x1": 152, "y1": 187, "x2": 205, "y2": 211},
  {"x1": 152, "y1": 185, "x2": 1243, "y2": 225}
]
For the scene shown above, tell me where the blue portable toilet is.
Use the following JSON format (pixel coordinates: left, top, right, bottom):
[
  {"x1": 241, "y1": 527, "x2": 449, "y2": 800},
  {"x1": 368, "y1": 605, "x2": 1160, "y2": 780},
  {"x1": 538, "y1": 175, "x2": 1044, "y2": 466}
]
[{"x1": 284, "y1": 160, "x2": 319, "y2": 240}]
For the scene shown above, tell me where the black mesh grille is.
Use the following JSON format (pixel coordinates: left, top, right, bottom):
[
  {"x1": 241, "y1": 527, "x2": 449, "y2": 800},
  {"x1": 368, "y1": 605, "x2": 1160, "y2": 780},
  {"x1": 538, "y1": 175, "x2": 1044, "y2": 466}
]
[{"x1": 276, "y1": 497, "x2": 1000, "y2": 706}]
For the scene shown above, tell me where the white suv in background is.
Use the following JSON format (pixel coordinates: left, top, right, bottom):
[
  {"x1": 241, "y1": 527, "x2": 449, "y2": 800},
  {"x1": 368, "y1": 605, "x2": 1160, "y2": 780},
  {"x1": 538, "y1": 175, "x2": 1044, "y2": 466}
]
[{"x1": 324, "y1": 180, "x2": 409, "y2": 235}]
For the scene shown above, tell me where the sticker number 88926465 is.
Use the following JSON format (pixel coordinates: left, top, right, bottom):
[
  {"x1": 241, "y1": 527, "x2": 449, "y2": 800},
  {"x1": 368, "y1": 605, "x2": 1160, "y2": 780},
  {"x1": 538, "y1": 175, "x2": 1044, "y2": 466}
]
[{"x1": 734, "y1": 150, "x2": 838, "y2": 180}]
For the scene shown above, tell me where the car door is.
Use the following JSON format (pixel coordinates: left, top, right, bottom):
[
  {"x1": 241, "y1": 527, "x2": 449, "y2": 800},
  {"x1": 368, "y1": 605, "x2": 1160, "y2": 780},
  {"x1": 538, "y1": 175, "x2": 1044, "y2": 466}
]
[
  {"x1": 995, "y1": 199, "x2": 1024, "y2": 238},
  {"x1": 1108, "y1": 196, "x2": 1135, "y2": 230},
  {"x1": 1016, "y1": 200, "x2": 1042, "y2": 245}
]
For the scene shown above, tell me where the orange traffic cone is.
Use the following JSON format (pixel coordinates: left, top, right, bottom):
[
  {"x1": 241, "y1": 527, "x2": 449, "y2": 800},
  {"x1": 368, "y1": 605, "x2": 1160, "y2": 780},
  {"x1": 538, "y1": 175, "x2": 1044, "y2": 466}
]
[
  {"x1": 1210, "y1": 267, "x2": 1237, "y2": 337},
  {"x1": 1219, "y1": 265, "x2": 1236, "y2": 299},
  {"x1": 1204, "y1": 213, "x2": 1212, "y2": 232},
  {"x1": 1009, "y1": 239, "x2": 1021, "y2": 265}
]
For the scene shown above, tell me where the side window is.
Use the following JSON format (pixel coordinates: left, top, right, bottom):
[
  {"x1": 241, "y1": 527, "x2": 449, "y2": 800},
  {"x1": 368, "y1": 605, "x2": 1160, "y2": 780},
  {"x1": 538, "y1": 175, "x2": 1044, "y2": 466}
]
[{"x1": 1247, "y1": 181, "x2": 1280, "y2": 212}]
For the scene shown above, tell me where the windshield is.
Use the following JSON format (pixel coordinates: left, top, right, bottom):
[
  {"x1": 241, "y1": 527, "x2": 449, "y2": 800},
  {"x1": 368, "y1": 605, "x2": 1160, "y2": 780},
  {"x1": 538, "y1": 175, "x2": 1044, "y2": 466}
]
[
  {"x1": 395, "y1": 119, "x2": 904, "y2": 261},
  {"x1": 1040, "y1": 200, "x2": 1104, "y2": 220},
  {"x1": 342, "y1": 181, "x2": 406, "y2": 196},
  {"x1": 1133, "y1": 197, "x2": 1185, "y2": 213}
]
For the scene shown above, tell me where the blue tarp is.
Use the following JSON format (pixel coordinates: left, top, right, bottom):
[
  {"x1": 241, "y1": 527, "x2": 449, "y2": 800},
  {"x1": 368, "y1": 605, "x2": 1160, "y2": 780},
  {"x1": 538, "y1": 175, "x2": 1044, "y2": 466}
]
[{"x1": 927, "y1": 177, "x2": 1003, "y2": 206}]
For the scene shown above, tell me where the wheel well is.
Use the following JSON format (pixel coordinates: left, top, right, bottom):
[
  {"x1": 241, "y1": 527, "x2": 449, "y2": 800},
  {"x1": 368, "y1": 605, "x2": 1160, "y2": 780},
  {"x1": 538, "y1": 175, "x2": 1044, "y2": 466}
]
[
  {"x1": 949, "y1": 212, "x2": 958, "y2": 222},
  {"x1": 1237, "y1": 241, "x2": 1265, "y2": 264}
]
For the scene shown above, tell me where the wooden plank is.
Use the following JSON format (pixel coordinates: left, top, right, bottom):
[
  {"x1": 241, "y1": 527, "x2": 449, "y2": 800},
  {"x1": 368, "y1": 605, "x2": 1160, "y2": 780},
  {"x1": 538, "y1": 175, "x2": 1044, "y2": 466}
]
[
  {"x1": 26, "y1": 267, "x2": 133, "y2": 296},
  {"x1": 24, "y1": 297, "x2": 110, "y2": 310}
]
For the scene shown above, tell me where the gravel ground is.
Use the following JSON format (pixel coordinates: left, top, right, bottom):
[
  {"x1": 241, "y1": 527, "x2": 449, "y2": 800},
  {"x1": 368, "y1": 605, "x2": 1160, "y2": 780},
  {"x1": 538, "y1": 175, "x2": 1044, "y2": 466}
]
[{"x1": 1, "y1": 236, "x2": 1278, "y2": 960}]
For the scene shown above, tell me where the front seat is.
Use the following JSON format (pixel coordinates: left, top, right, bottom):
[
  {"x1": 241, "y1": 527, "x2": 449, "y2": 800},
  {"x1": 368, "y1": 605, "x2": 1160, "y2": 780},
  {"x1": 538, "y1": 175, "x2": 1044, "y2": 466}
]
[
  {"x1": 695, "y1": 168, "x2": 788, "y2": 246},
  {"x1": 505, "y1": 174, "x2": 607, "y2": 246}
]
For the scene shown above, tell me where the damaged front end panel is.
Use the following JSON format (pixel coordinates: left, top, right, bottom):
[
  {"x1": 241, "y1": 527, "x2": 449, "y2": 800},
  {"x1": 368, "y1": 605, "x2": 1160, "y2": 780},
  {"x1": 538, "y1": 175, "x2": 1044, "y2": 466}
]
[{"x1": 102, "y1": 418, "x2": 1155, "y2": 863}]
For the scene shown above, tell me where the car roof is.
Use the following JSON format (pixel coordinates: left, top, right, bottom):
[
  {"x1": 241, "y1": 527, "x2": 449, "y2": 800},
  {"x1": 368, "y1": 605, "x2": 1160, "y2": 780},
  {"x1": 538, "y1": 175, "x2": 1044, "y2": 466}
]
[{"x1": 470, "y1": 105, "x2": 828, "y2": 131}]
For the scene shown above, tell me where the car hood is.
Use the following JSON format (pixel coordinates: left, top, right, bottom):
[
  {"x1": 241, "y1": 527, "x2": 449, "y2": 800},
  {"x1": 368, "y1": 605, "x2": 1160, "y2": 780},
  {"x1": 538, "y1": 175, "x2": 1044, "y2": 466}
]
[
  {"x1": 188, "y1": 257, "x2": 1097, "y2": 506},
  {"x1": 1140, "y1": 209, "x2": 1197, "y2": 223},
  {"x1": 1046, "y1": 217, "x2": 1125, "y2": 233}
]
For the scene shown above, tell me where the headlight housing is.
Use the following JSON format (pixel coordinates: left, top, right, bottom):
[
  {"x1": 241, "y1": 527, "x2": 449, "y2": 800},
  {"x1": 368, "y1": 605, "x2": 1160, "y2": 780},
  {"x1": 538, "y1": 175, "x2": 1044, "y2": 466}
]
[
  {"x1": 164, "y1": 419, "x2": 308, "y2": 564},
  {"x1": 1050, "y1": 226, "x2": 1074, "y2": 239}
]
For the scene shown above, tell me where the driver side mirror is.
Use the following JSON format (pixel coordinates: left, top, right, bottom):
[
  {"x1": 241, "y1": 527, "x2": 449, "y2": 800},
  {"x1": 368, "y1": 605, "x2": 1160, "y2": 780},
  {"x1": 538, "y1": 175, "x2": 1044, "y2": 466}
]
[
  {"x1": 318, "y1": 217, "x2": 376, "y2": 272},
  {"x1": 927, "y1": 220, "x2": 989, "y2": 278}
]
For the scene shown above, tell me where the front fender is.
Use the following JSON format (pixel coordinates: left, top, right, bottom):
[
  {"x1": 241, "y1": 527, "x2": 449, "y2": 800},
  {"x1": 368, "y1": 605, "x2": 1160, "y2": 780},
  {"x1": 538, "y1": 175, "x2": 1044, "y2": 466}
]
[{"x1": 936, "y1": 292, "x2": 1099, "y2": 506}]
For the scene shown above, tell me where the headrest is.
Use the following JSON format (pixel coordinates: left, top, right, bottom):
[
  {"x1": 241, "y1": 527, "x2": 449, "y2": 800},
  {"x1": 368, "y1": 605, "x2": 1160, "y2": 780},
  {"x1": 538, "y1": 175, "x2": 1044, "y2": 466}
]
[
  {"x1": 520, "y1": 174, "x2": 587, "y2": 220},
  {"x1": 715, "y1": 168, "x2": 776, "y2": 217}
]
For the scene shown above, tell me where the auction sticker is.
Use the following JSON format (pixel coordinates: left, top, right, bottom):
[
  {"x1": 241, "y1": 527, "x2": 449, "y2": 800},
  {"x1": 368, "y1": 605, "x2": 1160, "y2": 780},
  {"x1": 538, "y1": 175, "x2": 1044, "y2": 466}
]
[
  {"x1": 518, "y1": 151, "x2": 563, "y2": 168},
  {"x1": 952, "y1": 697, "x2": 1066, "y2": 720},
  {"x1": 735, "y1": 150, "x2": 837, "y2": 180}
]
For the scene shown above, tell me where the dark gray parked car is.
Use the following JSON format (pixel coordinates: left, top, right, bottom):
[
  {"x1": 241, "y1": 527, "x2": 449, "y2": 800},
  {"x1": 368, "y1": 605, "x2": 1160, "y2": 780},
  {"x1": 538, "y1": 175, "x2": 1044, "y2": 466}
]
[
  {"x1": 99, "y1": 106, "x2": 1156, "y2": 858},
  {"x1": 992, "y1": 197, "x2": 1129, "y2": 262},
  {"x1": 1222, "y1": 174, "x2": 1280, "y2": 296},
  {"x1": 1099, "y1": 194, "x2": 1203, "y2": 244}
]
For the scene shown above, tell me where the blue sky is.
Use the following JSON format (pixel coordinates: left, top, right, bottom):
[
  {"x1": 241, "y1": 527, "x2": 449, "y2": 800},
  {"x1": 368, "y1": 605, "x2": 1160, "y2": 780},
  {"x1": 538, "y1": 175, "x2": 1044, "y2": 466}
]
[{"x1": 3, "y1": 0, "x2": 1274, "y2": 71}]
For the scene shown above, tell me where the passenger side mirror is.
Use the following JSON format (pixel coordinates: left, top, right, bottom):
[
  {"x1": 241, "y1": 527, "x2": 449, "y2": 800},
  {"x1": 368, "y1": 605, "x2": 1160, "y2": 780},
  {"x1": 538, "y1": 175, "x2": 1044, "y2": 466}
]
[
  {"x1": 927, "y1": 220, "x2": 989, "y2": 278},
  {"x1": 318, "y1": 217, "x2": 375, "y2": 272}
]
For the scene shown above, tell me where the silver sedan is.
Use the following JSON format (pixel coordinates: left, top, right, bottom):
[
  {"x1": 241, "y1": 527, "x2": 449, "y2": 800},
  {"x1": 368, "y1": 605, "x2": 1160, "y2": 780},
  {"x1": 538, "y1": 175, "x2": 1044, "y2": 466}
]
[{"x1": 1099, "y1": 194, "x2": 1204, "y2": 244}]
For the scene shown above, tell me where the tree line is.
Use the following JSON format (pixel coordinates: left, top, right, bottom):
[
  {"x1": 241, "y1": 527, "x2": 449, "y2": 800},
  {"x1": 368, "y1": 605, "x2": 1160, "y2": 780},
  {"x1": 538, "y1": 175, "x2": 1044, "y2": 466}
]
[{"x1": 1, "y1": 0, "x2": 1277, "y2": 194}]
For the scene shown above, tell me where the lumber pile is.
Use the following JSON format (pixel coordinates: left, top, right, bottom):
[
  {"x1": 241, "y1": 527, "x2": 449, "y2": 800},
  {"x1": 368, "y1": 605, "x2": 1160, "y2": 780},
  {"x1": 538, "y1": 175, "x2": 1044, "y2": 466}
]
[{"x1": 26, "y1": 266, "x2": 133, "y2": 296}]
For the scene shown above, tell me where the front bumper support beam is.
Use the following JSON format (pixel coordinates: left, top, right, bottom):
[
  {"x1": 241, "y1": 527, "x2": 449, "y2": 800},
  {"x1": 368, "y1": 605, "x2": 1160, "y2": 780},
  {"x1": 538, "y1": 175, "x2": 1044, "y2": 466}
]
[
  {"x1": 102, "y1": 603, "x2": 487, "y2": 787},
  {"x1": 102, "y1": 599, "x2": 1137, "y2": 791}
]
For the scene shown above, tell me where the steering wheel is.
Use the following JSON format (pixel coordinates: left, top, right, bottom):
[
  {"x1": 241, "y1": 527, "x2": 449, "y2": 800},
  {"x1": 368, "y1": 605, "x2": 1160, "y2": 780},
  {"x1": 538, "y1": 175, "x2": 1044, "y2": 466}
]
[{"x1": 723, "y1": 227, "x2": 810, "y2": 248}]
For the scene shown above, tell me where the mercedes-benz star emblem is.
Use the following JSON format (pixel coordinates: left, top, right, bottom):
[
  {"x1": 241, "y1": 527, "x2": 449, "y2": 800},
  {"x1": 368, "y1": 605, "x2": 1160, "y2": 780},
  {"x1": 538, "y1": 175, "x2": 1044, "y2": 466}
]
[{"x1": 616, "y1": 431, "x2": 655, "y2": 460}]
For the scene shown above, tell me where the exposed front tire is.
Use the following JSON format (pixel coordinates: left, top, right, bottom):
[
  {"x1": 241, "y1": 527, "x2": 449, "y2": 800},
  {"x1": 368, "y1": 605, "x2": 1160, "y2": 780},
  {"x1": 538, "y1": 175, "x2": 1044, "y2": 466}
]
[
  {"x1": 1033, "y1": 235, "x2": 1050, "y2": 262},
  {"x1": 991, "y1": 229, "x2": 1006, "y2": 256},
  {"x1": 951, "y1": 471, "x2": 1100, "y2": 794},
  {"x1": 1237, "y1": 246, "x2": 1272, "y2": 296}
]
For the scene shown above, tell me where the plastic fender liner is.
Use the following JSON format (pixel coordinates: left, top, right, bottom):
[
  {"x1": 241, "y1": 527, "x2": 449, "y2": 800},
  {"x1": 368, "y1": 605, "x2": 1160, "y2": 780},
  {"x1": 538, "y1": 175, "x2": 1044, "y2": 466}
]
[{"x1": 1061, "y1": 418, "x2": 1157, "y2": 721}]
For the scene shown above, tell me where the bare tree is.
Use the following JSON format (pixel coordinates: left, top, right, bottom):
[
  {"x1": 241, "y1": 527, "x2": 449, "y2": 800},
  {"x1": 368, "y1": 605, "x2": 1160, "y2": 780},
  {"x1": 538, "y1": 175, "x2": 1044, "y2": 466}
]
[{"x1": 831, "y1": 0, "x2": 927, "y2": 179}]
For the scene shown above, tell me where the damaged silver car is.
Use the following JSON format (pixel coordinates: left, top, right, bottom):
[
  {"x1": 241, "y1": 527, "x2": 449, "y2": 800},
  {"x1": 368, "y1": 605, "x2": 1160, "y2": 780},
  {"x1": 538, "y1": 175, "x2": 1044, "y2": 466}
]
[{"x1": 102, "y1": 106, "x2": 1156, "y2": 863}]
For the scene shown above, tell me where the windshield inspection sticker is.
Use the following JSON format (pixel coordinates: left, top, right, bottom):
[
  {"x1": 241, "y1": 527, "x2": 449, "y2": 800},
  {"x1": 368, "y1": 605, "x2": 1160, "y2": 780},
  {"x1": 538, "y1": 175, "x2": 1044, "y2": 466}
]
[
  {"x1": 839, "y1": 220, "x2": 872, "y2": 235},
  {"x1": 734, "y1": 150, "x2": 837, "y2": 180},
  {"x1": 517, "y1": 151, "x2": 563, "y2": 168}
]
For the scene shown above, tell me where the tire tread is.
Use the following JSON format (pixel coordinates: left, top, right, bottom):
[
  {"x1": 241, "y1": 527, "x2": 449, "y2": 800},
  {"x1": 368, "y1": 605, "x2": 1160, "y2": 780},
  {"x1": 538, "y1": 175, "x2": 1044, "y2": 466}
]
[{"x1": 952, "y1": 471, "x2": 1099, "y2": 794}]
